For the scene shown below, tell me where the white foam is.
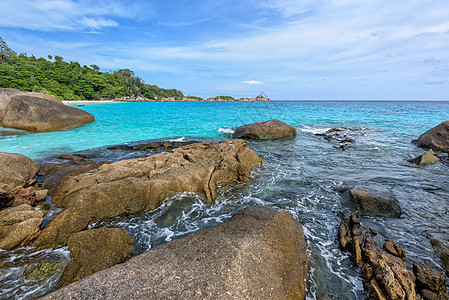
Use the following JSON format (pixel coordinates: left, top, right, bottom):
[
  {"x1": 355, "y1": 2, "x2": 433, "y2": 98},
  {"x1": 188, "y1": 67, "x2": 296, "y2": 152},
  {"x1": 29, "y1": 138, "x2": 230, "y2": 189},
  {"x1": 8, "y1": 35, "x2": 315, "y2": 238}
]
[
  {"x1": 218, "y1": 127, "x2": 235, "y2": 134},
  {"x1": 168, "y1": 137, "x2": 186, "y2": 142},
  {"x1": 299, "y1": 126, "x2": 331, "y2": 135}
]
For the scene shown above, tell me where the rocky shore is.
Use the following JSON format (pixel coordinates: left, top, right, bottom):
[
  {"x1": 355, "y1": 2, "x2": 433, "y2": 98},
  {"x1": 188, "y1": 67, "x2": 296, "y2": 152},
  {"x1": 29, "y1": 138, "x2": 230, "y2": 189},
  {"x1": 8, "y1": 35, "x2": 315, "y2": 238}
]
[{"x1": 0, "y1": 117, "x2": 448, "y2": 299}]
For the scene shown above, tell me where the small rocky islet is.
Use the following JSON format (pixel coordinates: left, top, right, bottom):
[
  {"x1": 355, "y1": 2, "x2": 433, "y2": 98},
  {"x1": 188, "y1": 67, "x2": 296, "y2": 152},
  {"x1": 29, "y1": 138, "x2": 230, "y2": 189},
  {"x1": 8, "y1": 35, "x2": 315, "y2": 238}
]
[{"x1": 0, "y1": 94, "x2": 448, "y2": 299}]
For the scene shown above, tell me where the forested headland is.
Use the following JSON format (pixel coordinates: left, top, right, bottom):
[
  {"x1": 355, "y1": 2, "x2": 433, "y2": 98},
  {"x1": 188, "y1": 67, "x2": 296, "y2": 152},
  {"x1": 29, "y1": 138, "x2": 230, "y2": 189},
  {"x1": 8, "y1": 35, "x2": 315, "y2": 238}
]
[{"x1": 0, "y1": 37, "x2": 185, "y2": 101}]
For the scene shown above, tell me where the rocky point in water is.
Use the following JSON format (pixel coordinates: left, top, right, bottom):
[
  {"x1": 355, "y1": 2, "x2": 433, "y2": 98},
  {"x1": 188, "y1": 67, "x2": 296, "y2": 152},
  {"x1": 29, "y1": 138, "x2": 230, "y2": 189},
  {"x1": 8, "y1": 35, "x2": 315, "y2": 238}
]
[
  {"x1": 32, "y1": 139, "x2": 263, "y2": 248},
  {"x1": 42, "y1": 206, "x2": 310, "y2": 300},
  {"x1": 412, "y1": 120, "x2": 449, "y2": 152},
  {"x1": 233, "y1": 119, "x2": 297, "y2": 140}
]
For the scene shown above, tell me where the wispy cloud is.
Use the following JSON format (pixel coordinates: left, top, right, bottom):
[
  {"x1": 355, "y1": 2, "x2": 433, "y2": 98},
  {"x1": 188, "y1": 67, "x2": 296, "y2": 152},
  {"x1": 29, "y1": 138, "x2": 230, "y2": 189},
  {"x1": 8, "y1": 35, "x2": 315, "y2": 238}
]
[
  {"x1": 242, "y1": 80, "x2": 264, "y2": 85},
  {"x1": 0, "y1": 0, "x2": 148, "y2": 31}
]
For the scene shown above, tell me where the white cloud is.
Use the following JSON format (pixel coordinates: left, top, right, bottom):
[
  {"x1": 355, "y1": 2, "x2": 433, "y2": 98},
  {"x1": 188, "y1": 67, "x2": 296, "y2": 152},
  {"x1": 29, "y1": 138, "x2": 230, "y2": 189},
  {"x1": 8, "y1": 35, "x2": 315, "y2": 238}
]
[
  {"x1": 78, "y1": 17, "x2": 118, "y2": 30},
  {"x1": 242, "y1": 80, "x2": 264, "y2": 85},
  {"x1": 0, "y1": 0, "x2": 147, "y2": 31}
]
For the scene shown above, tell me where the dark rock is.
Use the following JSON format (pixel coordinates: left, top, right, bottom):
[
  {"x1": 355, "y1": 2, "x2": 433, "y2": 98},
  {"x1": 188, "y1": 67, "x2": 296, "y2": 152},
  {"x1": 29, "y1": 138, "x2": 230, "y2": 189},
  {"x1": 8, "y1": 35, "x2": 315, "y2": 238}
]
[
  {"x1": 233, "y1": 119, "x2": 297, "y2": 140},
  {"x1": 0, "y1": 204, "x2": 44, "y2": 249},
  {"x1": 412, "y1": 120, "x2": 449, "y2": 152},
  {"x1": 57, "y1": 155, "x2": 84, "y2": 162},
  {"x1": 430, "y1": 239, "x2": 449, "y2": 276},
  {"x1": 341, "y1": 186, "x2": 401, "y2": 218},
  {"x1": 339, "y1": 144, "x2": 350, "y2": 151},
  {"x1": 33, "y1": 140, "x2": 263, "y2": 248},
  {"x1": 413, "y1": 262, "x2": 448, "y2": 300},
  {"x1": 42, "y1": 207, "x2": 310, "y2": 300},
  {"x1": 2, "y1": 95, "x2": 94, "y2": 132},
  {"x1": 0, "y1": 152, "x2": 38, "y2": 198},
  {"x1": 409, "y1": 149, "x2": 441, "y2": 166},
  {"x1": 21, "y1": 259, "x2": 67, "y2": 285},
  {"x1": 58, "y1": 227, "x2": 135, "y2": 287}
]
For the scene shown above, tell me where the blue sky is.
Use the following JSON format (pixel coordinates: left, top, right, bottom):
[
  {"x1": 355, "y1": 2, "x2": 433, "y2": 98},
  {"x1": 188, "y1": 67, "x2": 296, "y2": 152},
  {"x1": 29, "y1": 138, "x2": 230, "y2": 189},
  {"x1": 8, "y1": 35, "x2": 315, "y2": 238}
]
[{"x1": 0, "y1": 0, "x2": 448, "y2": 100}]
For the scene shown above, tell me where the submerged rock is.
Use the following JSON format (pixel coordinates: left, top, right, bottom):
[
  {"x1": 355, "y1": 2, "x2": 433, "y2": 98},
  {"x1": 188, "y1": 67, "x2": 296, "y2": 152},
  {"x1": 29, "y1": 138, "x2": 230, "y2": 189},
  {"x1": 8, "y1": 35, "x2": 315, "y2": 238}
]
[
  {"x1": 0, "y1": 204, "x2": 44, "y2": 249},
  {"x1": 430, "y1": 238, "x2": 449, "y2": 276},
  {"x1": 2, "y1": 95, "x2": 94, "y2": 132},
  {"x1": 58, "y1": 227, "x2": 135, "y2": 287},
  {"x1": 409, "y1": 149, "x2": 441, "y2": 166},
  {"x1": 42, "y1": 206, "x2": 310, "y2": 300},
  {"x1": 412, "y1": 120, "x2": 449, "y2": 152},
  {"x1": 33, "y1": 140, "x2": 263, "y2": 248},
  {"x1": 233, "y1": 119, "x2": 297, "y2": 140},
  {"x1": 340, "y1": 186, "x2": 402, "y2": 218}
]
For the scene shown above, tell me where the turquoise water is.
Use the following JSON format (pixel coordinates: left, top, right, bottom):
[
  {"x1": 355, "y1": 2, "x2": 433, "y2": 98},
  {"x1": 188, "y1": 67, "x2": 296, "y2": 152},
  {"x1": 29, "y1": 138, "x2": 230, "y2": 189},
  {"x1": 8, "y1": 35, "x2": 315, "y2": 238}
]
[
  {"x1": 1, "y1": 101, "x2": 448, "y2": 159},
  {"x1": 1, "y1": 101, "x2": 449, "y2": 299}
]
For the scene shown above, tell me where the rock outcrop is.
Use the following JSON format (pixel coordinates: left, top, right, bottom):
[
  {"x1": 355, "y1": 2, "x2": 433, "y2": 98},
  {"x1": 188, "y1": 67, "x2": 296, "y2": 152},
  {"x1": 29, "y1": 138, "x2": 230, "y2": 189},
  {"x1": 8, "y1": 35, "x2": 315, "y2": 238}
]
[
  {"x1": 430, "y1": 238, "x2": 449, "y2": 276},
  {"x1": 33, "y1": 140, "x2": 263, "y2": 248},
  {"x1": 409, "y1": 149, "x2": 441, "y2": 166},
  {"x1": 0, "y1": 204, "x2": 44, "y2": 249},
  {"x1": 339, "y1": 210, "x2": 448, "y2": 300},
  {"x1": 340, "y1": 186, "x2": 402, "y2": 218},
  {"x1": 0, "y1": 152, "x2": 39, "y2": 207},
  {"x1": 42, "y1": 206, "x2": 310, "y2": 300},
  {"x1": 0, "y1": 88, "x2": 60, "y2": 122},
  {"x1": 233, "y1": 119, "x2": 297, "y2": 140},
  {"x1": 412, "y1": 120, "x2": 449, "y2": 152},
  {"x1": 58, "y1": 227, "x2": 135, "y2": 287},
  {"x1": 2, "y1": 95, "x2": 94, "y2": 132}
]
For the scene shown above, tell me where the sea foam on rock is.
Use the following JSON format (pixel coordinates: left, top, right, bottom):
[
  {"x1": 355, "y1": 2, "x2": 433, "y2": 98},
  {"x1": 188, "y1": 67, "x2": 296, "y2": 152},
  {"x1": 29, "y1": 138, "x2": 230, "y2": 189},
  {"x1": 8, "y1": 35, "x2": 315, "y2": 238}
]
[
  {"x1": 32, "y1": 139, "x2": 263, "y2": 248},
  {"x1": 412, "y1": 120, "x2": 449, "y2": 152},
  {"x1": 42, "y1": 206, "x2": 310, "y2": 300},
  {"x1": 233, "y1": 119, "x2": 297, "y2": 140},
  {"x1": 2, "y1": 95, "x2": 94, "y2": 132}
]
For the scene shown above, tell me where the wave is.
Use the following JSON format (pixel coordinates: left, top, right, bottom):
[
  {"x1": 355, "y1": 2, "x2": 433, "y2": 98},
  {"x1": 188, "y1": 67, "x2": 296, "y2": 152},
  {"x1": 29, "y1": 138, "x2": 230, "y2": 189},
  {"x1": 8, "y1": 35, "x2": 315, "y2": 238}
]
[{"x1": 218, "y1": 127, "x2": 235, "y2": 134}]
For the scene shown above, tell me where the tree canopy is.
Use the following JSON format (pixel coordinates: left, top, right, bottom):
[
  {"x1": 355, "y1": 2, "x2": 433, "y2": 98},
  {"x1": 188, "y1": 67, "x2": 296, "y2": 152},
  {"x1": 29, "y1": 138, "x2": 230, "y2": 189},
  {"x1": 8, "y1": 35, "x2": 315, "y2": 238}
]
[{"x1": 0, "y1": 37, "x2": 184, "y2": 101}]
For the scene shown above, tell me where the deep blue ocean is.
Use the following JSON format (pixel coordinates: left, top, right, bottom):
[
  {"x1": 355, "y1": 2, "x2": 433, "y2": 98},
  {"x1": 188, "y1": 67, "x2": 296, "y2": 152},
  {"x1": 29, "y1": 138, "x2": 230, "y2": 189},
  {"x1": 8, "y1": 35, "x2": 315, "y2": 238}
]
[{"x1": 1, "y1": 101, "x2": 448, "y2": 299}]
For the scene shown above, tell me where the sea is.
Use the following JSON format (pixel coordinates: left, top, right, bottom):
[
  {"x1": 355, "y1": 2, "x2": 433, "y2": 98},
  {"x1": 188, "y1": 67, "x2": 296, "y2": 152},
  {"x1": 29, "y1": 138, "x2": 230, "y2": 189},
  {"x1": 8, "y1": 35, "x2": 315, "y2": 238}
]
[{"x1": 0, "y1": 100, "x2": 448, "y2": 299}]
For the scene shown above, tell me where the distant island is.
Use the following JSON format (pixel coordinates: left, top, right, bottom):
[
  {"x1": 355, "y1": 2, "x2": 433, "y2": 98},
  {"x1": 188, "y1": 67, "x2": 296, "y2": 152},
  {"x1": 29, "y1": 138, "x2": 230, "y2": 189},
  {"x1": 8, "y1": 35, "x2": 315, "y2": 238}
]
[{"x1": 0, "y1": 37, "x2": 269, "y2": 102}]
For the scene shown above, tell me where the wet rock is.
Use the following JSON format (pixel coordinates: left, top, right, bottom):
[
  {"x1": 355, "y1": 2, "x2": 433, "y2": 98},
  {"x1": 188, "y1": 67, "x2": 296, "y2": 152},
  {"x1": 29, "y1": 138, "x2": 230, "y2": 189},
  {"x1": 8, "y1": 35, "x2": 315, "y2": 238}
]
[
  {"x1": 409, "y1": 149, "x2": 441, "y2": 166},
  {"x1": 315, "y1": 127, "x2": 363, "y2": 144},
  {"x1": 0, "y1": 152, "x2": 39, "y2": 205},
  {"x1": 384, "y1": 239, "x2": 406, "y2": 258},
  {"x1": 2, "y1": 95, "x2": 95, "y2": 132},
  {"x1": 340, "y1": 186, "x2": 402, "y2": 218},
  {"x1": 57, "y1": 155, "x2": 84, "y2": 162},
  {"x1": 22, "y1": 259, "x2": 67, "y2": 285},
  {"x1": 33, "y1": 140, "x2": 263, "y2": 248},
  {"x1": 233, "y1": 119, "x2": 297, "y2": 140},
  {"x1": 412, "y1": 120, "x2": 449, "y2": 152},
  {"x1": 42, "y1": 207, "x2": 310, "y2": 300},
  {"x1": 58, "y1": 227, "x2": 135, "y2": 287},
  {"x1": 0, "y1": 204, "x2": 44, "y2": 249},
  {"x1": 339, "y1": 144, "x2": 350, "y2": 151},
  {"x1": 430, "y1": 239, "x2": 449, "y2": 276},
  {"x1": 107, "y1": 140, "x2": 194, "y2": 151},
  {"x1": 413, "y1": 262, "x2": 449, "y2": 300}
]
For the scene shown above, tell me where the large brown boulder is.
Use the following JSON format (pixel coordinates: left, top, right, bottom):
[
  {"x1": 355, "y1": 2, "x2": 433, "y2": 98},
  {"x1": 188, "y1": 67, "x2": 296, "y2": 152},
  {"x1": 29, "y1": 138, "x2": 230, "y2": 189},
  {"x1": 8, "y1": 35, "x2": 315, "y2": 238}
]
[
  {"x1": 413, "y1": 262, "x2": 449, "y2": 300},
  {"x1": 412, "y1": 120, "x2": 449, "y2": 152},
  {"x1": 2, "y1": 95, "x2": 94, "y2": 132},
  {"x1": 33, "y1": 140, "x2": 263, "y2": 248},
  {"x1": 58, "y1": 227, "x2": 135, "y2": 287},
  {"x1": 233, "y1": 119, "x2": 297, "y2": 140},
  {"x1": 42, "y1": 206, "x2": 310, "y2": 300},
  {"x1": 0, "y1": 88, "x2": 60, "y2": 122},
  {"x1": 0, "y1": 204, "x2": 44, "y2": 249},
  {"x1": 0, "y1": 152, "x2": 39, "y2": 204},
  {"x1": 341, "y1": 186, "x2": 402, "y2": 218}
]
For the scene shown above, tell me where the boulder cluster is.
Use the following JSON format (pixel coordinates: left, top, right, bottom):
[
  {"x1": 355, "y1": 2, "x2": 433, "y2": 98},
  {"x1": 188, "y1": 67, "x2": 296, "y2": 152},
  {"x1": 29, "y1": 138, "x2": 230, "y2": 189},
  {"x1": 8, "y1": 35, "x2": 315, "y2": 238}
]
[{"x1": 0, "y1": 88, "x2": 94, "y2": 132}]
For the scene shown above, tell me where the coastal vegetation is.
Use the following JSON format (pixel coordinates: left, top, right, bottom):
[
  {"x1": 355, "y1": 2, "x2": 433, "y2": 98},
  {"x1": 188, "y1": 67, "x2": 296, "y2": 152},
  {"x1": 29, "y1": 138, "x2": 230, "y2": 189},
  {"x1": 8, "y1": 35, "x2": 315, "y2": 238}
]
[{"x1": 0, "y1": 37, "x2": 184, "y2": 101}]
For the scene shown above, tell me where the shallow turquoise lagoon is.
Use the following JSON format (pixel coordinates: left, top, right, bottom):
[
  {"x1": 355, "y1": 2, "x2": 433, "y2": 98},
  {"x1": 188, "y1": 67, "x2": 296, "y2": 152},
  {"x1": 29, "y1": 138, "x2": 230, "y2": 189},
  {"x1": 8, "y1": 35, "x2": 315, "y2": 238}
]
[
  {"x1": 1, "y1": 101, "x2": 448, "y2": 159},
  {"x1": 1, "y1": 101, "x2": 449, "y2": 299}
]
